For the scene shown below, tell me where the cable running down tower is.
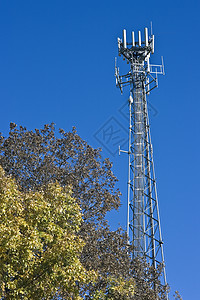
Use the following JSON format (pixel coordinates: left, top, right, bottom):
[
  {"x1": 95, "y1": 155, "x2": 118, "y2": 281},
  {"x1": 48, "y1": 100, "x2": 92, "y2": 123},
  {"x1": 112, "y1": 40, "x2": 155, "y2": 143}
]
[{"x1": 115, "y1": 27, "x2": 168, "y2": 297}]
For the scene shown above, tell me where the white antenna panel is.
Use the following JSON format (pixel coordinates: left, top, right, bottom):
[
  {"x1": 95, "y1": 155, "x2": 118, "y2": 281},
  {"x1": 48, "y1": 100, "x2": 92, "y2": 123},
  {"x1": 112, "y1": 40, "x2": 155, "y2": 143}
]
[
  {"x1": 144, "y1": 27, "x2": 148, "y2": 47},
  {"x1": 123, "y1": 29, "x2": 127, "y2": 48},
  {"x1": 138, "y1": 31, "x2": 141, "y2": 46},
  {"x1": 151, "y1": 35, "x2": 155, "y2": 54},
  {"x1": 132, "y1": 31, "x2": 135, "y2": 47}
]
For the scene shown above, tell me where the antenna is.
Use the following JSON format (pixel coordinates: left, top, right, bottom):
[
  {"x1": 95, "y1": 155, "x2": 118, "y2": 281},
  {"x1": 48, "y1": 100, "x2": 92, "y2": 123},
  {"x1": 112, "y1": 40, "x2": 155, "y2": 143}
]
[
  {"x1": 138, "y1": 30, "x2": 141, "y2": 46},
  {"x1": 123, "y1": 29, "x2": 127, "y2": 48},
  {"x1": 132, "y1": 31, "x2": 135, "y2": 47},
  {"x1": 144, "y1": 27, "x2": 148, "y2": 47},
  {"x1": 161, "y1": 56, "x2": 165, "y2": 75},
  {"x1": 150, "y1": 21, "x2": 153, "y2": 35},
  {"x1": 151, "y1": 34, "x2": 155, "y2": 54},
  {"x1": 117, "y1": 37, "x2": 121, "y2": 53}
]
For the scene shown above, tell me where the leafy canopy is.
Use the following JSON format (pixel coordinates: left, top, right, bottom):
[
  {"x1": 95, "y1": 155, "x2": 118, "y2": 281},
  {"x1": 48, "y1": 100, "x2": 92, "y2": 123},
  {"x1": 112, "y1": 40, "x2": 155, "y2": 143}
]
[
  {"x1": 0, "y1": 166, "x2": 95, "y2": 299},
  {"x1": 0, "y1": 124, "x2": 171, "y2": 299}
]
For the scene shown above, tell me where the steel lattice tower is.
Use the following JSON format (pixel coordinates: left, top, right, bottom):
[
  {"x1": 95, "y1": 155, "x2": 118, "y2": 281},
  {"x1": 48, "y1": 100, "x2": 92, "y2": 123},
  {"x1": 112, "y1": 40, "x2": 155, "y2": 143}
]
[{"x1": 115, "y1": 27, "x2": 168, "y2": 298}]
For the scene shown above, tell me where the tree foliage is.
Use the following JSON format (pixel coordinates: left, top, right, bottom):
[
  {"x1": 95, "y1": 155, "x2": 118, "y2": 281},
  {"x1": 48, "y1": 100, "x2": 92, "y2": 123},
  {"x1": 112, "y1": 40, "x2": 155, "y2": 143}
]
[
  {"x1": 91, "y1": 276, "x2": 135, "y2": 300},
  {"x1": 0, "y1": 166, "x2": 95, "y2": 299},
  {"x1": 0, "y1": 124, "x2": 123, "y2": 273},
  {"x1": 0, "y1": 123, "x2": 169, "y2": 299}
]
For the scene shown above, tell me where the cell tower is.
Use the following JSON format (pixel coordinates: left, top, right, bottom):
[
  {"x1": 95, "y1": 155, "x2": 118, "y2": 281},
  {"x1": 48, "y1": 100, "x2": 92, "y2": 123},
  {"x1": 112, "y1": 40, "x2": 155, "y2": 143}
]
[{"x1": 115, "y1": 27, "x2": 168, "y2": 298}]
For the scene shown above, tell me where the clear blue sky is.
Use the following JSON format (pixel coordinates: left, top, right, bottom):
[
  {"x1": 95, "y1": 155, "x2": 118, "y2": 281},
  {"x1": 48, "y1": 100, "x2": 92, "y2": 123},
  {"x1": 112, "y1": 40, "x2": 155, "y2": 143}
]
[{"x1": 0, "y1": 1, "x2": 199, "y2": 298}]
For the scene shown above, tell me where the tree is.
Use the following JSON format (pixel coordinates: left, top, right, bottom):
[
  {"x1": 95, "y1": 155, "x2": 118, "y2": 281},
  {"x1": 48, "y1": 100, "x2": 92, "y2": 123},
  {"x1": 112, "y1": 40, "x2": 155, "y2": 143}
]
[
  {"x1": 91, "y1": 276, "x2": 135, "y2": 300},
  {"x1": 0, "y1": 166, "x2": 95, "y2": 299},
  {"x1": 0, "y1": 124, "x2": 123, "y2": 272},
  {"x1": 0, "y1": 123, "x2": 168, "y2": 299}
]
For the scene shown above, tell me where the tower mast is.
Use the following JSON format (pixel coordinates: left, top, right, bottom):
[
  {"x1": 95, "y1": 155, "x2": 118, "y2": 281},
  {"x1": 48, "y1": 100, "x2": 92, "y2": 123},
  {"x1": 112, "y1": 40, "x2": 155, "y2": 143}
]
[{"x1": 116, "y1": 27, "x2": 168, "y2": 298}]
